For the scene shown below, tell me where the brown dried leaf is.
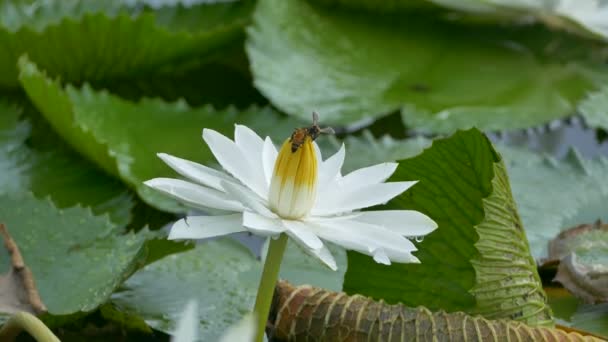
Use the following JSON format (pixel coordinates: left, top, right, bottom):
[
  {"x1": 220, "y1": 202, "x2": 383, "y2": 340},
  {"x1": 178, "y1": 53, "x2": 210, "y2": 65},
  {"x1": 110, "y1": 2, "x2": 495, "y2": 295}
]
[
  {"x1": 269, "y1": 281, "x2": 604, "y2": 342},
  {"x1": 0, "y1": 224, "x2": 46, "y2": 316}
]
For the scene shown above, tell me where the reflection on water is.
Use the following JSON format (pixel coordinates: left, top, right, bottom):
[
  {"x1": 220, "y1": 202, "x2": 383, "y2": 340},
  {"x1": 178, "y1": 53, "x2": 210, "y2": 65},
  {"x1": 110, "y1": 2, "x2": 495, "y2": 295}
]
[{"x1": 487, "y1": 116, "x2": 608, "y2": 159}]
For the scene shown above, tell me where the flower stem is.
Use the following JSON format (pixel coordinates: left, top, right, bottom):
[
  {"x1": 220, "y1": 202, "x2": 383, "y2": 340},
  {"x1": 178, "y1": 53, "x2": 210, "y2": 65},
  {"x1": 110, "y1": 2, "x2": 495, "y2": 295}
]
[
  {"x1": 253, "y1": 233, "x2": 288, "y2": 342},
  {"x1": 0, "y1": 312, "x2": 60, "y2": 342}
]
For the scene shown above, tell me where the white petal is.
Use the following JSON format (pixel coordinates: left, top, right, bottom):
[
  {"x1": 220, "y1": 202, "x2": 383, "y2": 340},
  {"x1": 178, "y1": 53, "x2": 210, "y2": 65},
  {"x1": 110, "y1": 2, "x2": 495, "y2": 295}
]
[
  {"x1": 234, "y1": 125, "x2": 268, "y2": 189},
  {"x1": 169, "y1": 214, "x2": 244, "y2": 240},
  {"x1": 317, "y1": 143, "x2": 344, "y2": 189},
  {"x1": 313, "y1": 141, "x2": 323, "y2": 165},
  {"x1": 234, "y1": 124, "x2": 264, "y2": 152},
  {"x1": 203, "y1": 129, "x2": 267, "y2": 198},
  {"x1": 308, "y1": 217, "x2": 418, "y2": 263},
  {"x1": 282, "y1": 219, "x2": 323, "y2": 250},
  {"x1": 310, "y1": 244, "x2": 338, "y2": 271},
  {"x1": 373, "y1": 248, "x2": 391, "y2": 265},
  {"x1": 296, "y1": 243, "x2": 338, "y2": 271},
  {"x1": 144, "y1": 178, "x2": 244, "y2": 212},
  {"x1": 262, "y1": 137, "x2": 278, "y2": 187},
  {"x1": 313, "y1": 181, "x2": 417, "y2": 216},
  {"x1": 157, "y1": 153, "x2": 233, "y2": 191},
  {"x1": 172, "y1": 299, "x2": 198, "y2": 342},
  {"x1": 356, "y1": 210, "x2": 437, "y2": 237},
  {"x1": 243, "y1": 211, "x2": 286, "y2": 236},
  {"x1": 221, "y1": 181, "x2": 276, "y2": 218},
  {"x1": 339, "y1": 162, "x2": 398, "y2": 190},
  {"x1": 218, "y1": 314, "x2": 257, "y2": 342}
]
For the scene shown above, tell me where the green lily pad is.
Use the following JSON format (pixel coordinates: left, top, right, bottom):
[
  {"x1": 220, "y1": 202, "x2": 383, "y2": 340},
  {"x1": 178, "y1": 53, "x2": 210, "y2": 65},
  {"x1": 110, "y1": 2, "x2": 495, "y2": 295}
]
[
  {"x1": 344, "y1": 129, "x2": 552, "y2": 326},
  {"x1": 18, "y1": 56, "x2": 305, "y2": 212},
  {"x1": 0, "y1": 0, "x2": 253, "y2": 88},
  {"x1": 112, "y1": 237, "x2": 346, "y2": 341},
  {"x1": 246, "y1": 0, "x2": 606, "y2": 131},
  {"x1": 308, "y1": 0, "x2": 608, "y2": 41},
  {"x1": 0, "y1": 101, "x2": 133, "y2": 226},
  {"x1": 501, "y1": 147, "x2": 608, "y2": 260},
  {"x1": 322, "y1": 132, "x2": 430, "y2": 173},
  {"x1": 0, "y1": 193, "x2": 151, "y2": 315},
  {"x1": 425, "y1": 0, "x2": 608, "y2": 42},
  {"x1": 547, "y1": 287, "x2": 608, "y2": 338},
  {"x1": 111, "y1": 239, "x2": 259, "y2": 342},
  {"x1": 307, "y1": 0, "x2": 432, "y2": 12},
  {"x1": 579, "y1": 84, "x2": 608, "y2": 132},
  {"x1": 567, "y1": 302, "x2": 608, "y2": 338},
  {"x1": 547, "y1": 222, "x2": 608, "y2": 304}
]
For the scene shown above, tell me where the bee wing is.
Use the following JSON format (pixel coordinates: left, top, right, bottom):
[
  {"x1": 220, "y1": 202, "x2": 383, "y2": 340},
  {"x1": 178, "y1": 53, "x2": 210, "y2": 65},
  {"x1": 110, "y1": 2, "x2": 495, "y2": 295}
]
[
  {"x1": 319, "y1": 127, "x2": 335, "y2": 135},
  {"x1": 312, "y1": 111, "x2": 319, "y2": 125}
]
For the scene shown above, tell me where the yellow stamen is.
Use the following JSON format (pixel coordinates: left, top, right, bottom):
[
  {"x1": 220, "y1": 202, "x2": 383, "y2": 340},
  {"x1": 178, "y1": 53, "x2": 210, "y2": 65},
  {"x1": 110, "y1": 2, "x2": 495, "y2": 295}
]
[{"x1": 268, "y1": 137, "x2": 317, "y2": 219}]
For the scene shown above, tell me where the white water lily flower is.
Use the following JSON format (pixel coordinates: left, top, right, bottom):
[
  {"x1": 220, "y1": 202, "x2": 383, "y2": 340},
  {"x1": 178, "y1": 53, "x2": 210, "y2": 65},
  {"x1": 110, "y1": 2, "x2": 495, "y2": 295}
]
[{"x1": 145, "y1": 120, "x2": 437, "y2": 270}]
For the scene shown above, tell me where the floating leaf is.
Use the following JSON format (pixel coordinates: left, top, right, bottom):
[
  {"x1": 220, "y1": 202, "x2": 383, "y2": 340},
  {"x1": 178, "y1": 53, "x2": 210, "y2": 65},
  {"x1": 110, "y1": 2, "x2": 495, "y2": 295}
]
[
  {"x1": 246, "y1": 0, "x2": 607, "y2": 131},
  {"x1": 322, "y1": 132, "x2": 429, "y2": 173},
  {"x1": 556, "y1": 254, "x2": 608, "y2": 305},
  {"x1": 344, "y1": 129, "x2": 552, "y2": 326},
  {"x1": 0, "y1": 101, "x2": 133, "y2": 225},
  {"x1": 501, "y1": 147, "x2": 608, "y2": 260},
  {"x1": 579, "y1": 84, "x2": 608, "y2": 132},
  {"x1": 568, "y1": 303, "x2": 608, "y2": 339},
  {"x1": 18, "y1": 56, "x2": 304, "y2": 212},
  {"x1": 0, "y1": 0, "x2": 253, "y2": 88},
  {"x1": 270, "y1": 281, "x2": 599, "y2": 341},
  {"x1": 112, "y1": 239, "x2": 261, "y2": 342},
  {"x1": 547, "y1": 287, "x2": 608, "y2": 338},
  {"x1": 307, "y1": 0, "x2": 433, "y2": 12},
  {"x1": 424, "y1": 0, "x2": 608, "y2": 42},
  {"x1": 0, "y1": 193, "x2": 151, "y2": 315},
  {"x1": 545, "y1": 222, "x2": 608, "y2": 304},
  {"x1": 308, "y1": 0, "x2": 608, "y2": 42},
  {"x1": 112, "y1": 237, "x2": 346, "y2": 341}
]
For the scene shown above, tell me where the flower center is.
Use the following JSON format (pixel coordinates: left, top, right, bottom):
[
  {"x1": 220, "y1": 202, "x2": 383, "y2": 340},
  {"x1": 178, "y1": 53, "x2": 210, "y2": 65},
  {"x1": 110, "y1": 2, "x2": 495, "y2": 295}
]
[{"x1": 268, "y1": 137, "x2": 318, "y2": 219}]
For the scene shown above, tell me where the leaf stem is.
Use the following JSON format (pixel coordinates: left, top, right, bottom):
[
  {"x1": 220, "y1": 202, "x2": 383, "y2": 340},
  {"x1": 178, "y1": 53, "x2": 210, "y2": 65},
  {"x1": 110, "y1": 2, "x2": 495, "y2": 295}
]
[
  {"x1": 0, "y1": 312, "x2": 60, "y2": 342},
  {"x1": 253, "y1": 233, "x2": 288, "y2": 342}
]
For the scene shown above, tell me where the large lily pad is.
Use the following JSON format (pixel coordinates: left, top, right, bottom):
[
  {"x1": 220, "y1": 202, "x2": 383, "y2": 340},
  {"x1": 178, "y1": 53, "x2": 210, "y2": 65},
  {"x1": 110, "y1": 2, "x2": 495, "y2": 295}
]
[
  {"x1": 246, "y1": 0, "x2": 607, "y2": 131},
  {"x1": 501, "y1": 147, "x2": 608, "y2": 260},
  {"x1": 344, "y1": 129, "x2": 552, "y2": 326},
  {"x1": 547, "y1": 287, "x2": 608, "y2": 338},
  {"x1": 547, "y1": 222, "x2": 608, "y2": 304},
  {"x1": 0, "y1": 0, "x2": 253, "y2": 88},
  {"x1": 18, "y1": 56, "x2": 305, "y2": 212},
  {"x1": 322, "y1": 132, "x2": 430, "y2": 173},
  {"x1": 112, "y1": 239, "x2": 260, "y2": 342},
  {"x1": 0, "y1": 193, "x2": 151, "y2": 315},
  {"x1": 579, "y1": 84, "x2": 608, "y2": 132},
  {"x1": 112, "y1": 237, "x2": 346, "y2": 341},
  {"x1": 0, "y1": 101, "x2": 133, "y2": 225},
  {"x1": 308, "y1": 0, "x2": 608, "y2": 41},
  {"x1": 426, "y1": 0, "x2": 608, "y2": 42}
]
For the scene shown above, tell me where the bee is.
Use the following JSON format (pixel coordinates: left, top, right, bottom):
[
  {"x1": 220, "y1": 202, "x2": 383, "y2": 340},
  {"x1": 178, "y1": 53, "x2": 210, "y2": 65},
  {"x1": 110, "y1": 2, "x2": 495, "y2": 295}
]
[{"x1": 290, "y1": 112, "x2": 334, "y2": 153}]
